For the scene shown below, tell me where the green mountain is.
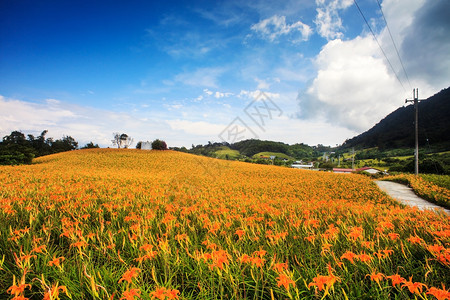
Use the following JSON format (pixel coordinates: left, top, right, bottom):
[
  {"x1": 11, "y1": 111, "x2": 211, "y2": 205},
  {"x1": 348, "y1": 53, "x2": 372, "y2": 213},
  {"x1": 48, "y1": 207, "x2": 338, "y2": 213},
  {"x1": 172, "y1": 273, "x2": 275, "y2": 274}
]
[{"x1": 342, "y1": 87, "x2": 450, "y2": 150}]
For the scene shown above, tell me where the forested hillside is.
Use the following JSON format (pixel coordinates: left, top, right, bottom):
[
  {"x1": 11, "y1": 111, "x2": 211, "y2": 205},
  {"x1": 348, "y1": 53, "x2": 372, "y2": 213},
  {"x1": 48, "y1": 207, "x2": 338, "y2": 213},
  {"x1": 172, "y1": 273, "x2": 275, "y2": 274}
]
[{"x1": 342, "y1": 87, "x2": 450, "y2": 150}]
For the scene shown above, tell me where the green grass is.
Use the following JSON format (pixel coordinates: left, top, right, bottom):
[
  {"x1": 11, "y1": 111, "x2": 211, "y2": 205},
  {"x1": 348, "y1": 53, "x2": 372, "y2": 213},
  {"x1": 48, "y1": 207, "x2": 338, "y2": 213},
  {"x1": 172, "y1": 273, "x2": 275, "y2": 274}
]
[
  {"x1": 420, "y1": 174, "x2": 450, "y2": 190},
  {"x1": 214, "y1": 146, "x2": 240, "y2": 159},
  {"x1": 390, "y1": 155, "x2": 413, "y2": 160},
  {"x1": 252, "y1": 152, "x2": 293, "y2": 160}
]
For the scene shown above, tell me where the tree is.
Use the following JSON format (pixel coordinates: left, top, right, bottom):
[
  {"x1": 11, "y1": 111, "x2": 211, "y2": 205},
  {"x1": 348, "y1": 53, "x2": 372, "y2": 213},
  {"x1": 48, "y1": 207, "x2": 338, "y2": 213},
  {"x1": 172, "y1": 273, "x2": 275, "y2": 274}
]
[
  {"x1": 0, "y1": 130, "x2": 80, "y2": 165},
  {"x1": 0, "y1": 131, "x2": 34, "y2": 165},
  {"x1": 81, "y1": 142, "x2": 99, "y2": 149},
  {"x1": 2, "y1": 131, "x2": 27, "y2": 145},
  {"x1": 112, "y1": 133, "x2": 133, "y2": 149},
  {"x1": 52, "y1": 136, "x2": 78, "y2": 152},
  {"x1": 31, "y1": 130, "x2": 52, "y2": 156},
  {"x1": 151, "y1": 139, "x2": 168, "y2": 150},
  {"x1": 136, "y1": 141, "x2": 142, "y2": 149}
]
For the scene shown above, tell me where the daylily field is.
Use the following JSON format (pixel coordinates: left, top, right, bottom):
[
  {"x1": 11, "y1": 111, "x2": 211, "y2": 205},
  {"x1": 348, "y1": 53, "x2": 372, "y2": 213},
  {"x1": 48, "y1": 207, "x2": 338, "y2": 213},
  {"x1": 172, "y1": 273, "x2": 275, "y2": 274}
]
[{"x1": 1, "y1": 149, "x2": 449, "y2": 299}]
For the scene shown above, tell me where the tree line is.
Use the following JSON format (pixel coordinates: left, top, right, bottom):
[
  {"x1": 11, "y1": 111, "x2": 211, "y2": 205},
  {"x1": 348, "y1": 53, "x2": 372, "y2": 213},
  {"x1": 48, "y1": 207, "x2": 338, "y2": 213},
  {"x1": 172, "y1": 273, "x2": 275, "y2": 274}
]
[
  {"x1": 0, "y1": 130, "x2": 97, "y2": 165},
  {"x1": 185, "y1": 139, "x2": 328, "y2": 161}
]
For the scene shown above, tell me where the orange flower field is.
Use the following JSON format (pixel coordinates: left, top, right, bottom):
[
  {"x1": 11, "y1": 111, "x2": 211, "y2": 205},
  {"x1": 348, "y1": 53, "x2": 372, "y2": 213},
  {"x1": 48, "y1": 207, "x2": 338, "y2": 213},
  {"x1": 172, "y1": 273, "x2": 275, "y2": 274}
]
[{"x1": 1, "y1": 149, "x2": 449, "y2": 299}]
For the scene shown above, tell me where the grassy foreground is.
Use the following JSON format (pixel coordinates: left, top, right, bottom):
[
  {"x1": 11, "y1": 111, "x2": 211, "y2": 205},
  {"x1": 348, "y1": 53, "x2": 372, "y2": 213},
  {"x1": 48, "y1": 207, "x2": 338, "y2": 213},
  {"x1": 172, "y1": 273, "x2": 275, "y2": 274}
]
[{"x1": 1, "y1": 149, "x2": 449, "y2": 299}]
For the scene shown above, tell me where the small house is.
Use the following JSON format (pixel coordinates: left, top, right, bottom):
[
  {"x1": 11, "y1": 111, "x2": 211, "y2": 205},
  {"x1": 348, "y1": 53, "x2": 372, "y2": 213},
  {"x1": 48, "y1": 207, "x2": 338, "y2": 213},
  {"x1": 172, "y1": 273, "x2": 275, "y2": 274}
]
[
  {"x1": 356, "y1": 167, "x2": 382, "y2": 174},
  {"x1": 292, "y1": 163, "x2": 314, "y2": 170}
]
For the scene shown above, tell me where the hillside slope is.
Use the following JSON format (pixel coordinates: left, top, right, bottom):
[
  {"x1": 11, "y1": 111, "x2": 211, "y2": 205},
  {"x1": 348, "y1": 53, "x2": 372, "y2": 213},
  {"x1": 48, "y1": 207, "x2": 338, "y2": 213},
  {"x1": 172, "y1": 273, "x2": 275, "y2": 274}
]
[
  {"x1": 1, "y1": 149, "x2": 449, "y2": 298},
  {"x1": 342, "y1": 87, "x2": 450, "y2": 150}
]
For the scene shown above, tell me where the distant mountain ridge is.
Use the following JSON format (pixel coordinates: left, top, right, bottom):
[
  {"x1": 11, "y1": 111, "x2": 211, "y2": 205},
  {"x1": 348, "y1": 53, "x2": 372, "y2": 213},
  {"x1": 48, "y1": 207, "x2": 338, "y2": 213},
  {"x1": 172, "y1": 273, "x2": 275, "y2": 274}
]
[{"x1": 342, "y1": 87, "x2": 450, "y2": 150}]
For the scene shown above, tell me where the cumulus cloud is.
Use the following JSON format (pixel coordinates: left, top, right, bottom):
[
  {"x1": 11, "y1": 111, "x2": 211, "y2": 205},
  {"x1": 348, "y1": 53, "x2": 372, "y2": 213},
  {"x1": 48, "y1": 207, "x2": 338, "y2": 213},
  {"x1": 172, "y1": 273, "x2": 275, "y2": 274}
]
[
  {"x1": 251, "y1": 15, "x2": 312, "y2": 43},
  {"x1": 298, "y1": 0, "x2": 448, "y2": 134},
  {"x1": 314, "y1": 0, "x2": 353, "y2": 40},
  {"x1": 297, "y1": 37, "x2": 401, "y2": 132}
]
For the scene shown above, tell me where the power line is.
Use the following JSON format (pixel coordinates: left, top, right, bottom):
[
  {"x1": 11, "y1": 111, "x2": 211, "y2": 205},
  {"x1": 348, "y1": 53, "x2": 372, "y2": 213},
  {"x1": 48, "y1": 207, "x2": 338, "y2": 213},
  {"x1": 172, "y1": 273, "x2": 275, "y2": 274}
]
[
  {"x1": 353, "y1": 0, "x2": 407, "y2": 93},
  {"x1": 376, "y1": 0, "x2": 412, "y2": 90}
]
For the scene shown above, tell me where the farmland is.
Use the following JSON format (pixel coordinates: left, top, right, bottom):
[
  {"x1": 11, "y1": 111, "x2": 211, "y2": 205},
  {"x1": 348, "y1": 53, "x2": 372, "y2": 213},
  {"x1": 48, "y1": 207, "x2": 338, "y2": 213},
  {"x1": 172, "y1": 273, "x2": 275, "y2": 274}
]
[{"x1": 1, "y1": 149, "x2": 449, "y2": 299}]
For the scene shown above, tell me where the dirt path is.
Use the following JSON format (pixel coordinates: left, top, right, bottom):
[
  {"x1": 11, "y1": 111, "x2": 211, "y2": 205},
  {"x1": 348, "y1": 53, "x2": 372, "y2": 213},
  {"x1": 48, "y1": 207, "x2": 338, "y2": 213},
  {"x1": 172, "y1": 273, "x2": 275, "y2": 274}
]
[{"x1": 375, "y1": 180, "x2": 450, "y2": 214}]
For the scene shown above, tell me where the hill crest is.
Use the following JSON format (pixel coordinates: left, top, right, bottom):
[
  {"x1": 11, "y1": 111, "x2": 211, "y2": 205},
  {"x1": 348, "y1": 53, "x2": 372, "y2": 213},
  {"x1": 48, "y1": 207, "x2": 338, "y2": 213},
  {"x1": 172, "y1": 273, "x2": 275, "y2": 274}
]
[{"x1": 342, "y1": 87, "x2": 450, "y2": 150}]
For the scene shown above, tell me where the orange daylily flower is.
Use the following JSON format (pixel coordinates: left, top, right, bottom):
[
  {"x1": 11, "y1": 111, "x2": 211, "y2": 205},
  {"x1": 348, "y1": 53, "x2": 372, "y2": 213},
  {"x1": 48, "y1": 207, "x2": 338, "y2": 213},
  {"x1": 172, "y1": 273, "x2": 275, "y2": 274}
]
[
  {"x1": 48, "y1": 256, "x2": 65, "y2": 267},
  {"x1": 121, "y1": 288, "x2": 141, "y2": 300},
  {"x1": 308, "y1": 275, "x2": 336, "y2": 291},
  {"x1": 341, "y1": 251, "x2": 357, "y2": 264},
  {"x1": 388, "y1": 233, "x2": 400, "y2": 240},
  {"x1": 273, "y1": 262, "x2": 288, "y2": 273},
  {"x1": 7, "y1": 283, "x2": 31, "y2": 296},
  {"x1": 366, "y1": 272, "x2": 384, "y2": 284},
  {"x1": 235, "y1": 229, "x2": 245, "y2": 239},
  {"x1": 119, "y1": 267, "x2": 141, "y2": 284},
  {"x1": 357, "y1": 253, "x2": 372, "y2": 262},
  {"x1": 407, "y1": 236, "x2": 422, "y2": 244},
  {"x1": 427, "y1": 286, "x2": 450, "y2": 300},
  {"x1": 402, "y1": 277, "x2": 427, "y2": 295},
  {"x1": 386, "y1": 274, "x2": 405, "y2": 287},
  {"x1": 277, "y1": 273, "x2": 295, "y2": 290},
  {"x1": 150, "y1": 287, "x2": 179, "y2": 300},
  {"x1": 43, "y1": 284, "x2": 68, "y2": 300}
]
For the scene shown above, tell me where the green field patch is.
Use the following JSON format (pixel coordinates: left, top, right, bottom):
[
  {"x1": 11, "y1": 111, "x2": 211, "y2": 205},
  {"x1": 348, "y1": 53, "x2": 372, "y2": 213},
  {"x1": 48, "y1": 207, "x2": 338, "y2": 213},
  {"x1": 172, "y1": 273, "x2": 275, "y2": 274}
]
[
  {"x1": 214, "y1": 146, "x2": 240, "y2": 159},
  {"x1": 253, "y1": 152, "x2": 293, "y2": 160}
]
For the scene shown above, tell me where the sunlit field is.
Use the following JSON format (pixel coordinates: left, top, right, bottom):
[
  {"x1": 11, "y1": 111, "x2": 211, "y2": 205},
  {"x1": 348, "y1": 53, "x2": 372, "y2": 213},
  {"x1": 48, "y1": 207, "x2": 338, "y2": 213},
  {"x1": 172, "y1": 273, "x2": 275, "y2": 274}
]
[{"x1": 1, "y1": 149, "x2": 449, "y2": 299}]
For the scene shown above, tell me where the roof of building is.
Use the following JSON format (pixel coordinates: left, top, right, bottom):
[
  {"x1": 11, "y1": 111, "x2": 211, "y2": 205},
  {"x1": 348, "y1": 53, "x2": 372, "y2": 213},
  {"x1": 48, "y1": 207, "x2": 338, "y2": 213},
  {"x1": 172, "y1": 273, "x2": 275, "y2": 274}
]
[
  {"x1": 333, "y1": 168, "x2": 354, "y2": 172},
  {"x1": 356, "y1": 167, "x2": 381, "y2": 172}
]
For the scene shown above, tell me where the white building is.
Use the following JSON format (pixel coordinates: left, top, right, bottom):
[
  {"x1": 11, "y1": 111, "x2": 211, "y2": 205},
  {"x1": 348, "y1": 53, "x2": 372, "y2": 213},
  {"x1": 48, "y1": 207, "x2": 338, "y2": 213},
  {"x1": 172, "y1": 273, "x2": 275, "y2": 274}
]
[
  {"x1": 141, "y1": 142, "x2": 152, "y2": 150},
  {"x1": 292, "y1": 163, "x2": 314, "y2": 170}
]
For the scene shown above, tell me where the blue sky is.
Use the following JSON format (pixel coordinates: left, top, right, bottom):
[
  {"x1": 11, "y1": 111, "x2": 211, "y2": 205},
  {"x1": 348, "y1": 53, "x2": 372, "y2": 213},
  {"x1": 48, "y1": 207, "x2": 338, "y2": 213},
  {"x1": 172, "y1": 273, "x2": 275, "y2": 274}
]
[{"x1": 1, "y1": 0, "x2": 449, "y2": 147}]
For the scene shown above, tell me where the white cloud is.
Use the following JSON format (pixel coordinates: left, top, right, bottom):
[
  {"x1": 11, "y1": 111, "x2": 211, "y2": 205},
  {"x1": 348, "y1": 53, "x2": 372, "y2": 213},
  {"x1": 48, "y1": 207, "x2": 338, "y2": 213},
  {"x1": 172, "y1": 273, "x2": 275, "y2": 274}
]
[
  {"x1": 214, "y1": 91, "x2": 233, "y2": 99},
  {"x1": 255, "y1": 78, "x2": 270, "y2": 90},
  {"x1": 194, "y1": 95, "x2": 204, "y2": 102},
  {"x1": 298, "y1": 0, "x2": 448, "y2": 135},
  {"x1": 239, "y1": 90, "x2": 280, "y2": 100},
  {"x1": 0, "y1": 96, "x2": 191, "y2": 148},
  {"x1": 298, "y1": 37, "x2": 401, "y2": 132},
  {"x1": 260, "y1": 116, "x2": 356, "y2": 146},
  {"x1": 194, "y1": 89, "x2": 233, "y2": 101},
  {"x1": 174, "y1": 67, "x2": 226, "y2": 88},
  {"x1": 167, "y1": 104, "x2": 183, "y2": 110},
  {"x1": 251, "y1": 15, "x2": 312, "y2": 43},
  {"x1": 380, "y1": 0, "x2": 425, "y2": 42},
  {"x1": 314, "y1": 0, "x2": 353, "y2": 40},
  {"x1": 203, "y1": 89, "x2": 213, "y2": 96}
]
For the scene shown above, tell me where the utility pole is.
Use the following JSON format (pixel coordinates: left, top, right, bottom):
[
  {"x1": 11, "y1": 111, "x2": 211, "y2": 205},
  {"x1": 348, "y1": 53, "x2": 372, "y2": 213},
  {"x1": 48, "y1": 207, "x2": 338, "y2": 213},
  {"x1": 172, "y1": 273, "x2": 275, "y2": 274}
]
[
  {"x1": 405, "y1": 88, "x2": 425, "y2": 175},
  {"x1": 351, "y1": 148, "x2": 355, "y2": 170}
]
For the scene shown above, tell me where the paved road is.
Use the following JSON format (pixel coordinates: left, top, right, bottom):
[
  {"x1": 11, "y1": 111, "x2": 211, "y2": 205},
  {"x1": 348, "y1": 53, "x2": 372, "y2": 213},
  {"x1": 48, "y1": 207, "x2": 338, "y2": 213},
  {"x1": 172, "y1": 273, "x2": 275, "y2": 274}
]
[{"x1": 375, "y1": 180, "x2": 450, "y2": 214}]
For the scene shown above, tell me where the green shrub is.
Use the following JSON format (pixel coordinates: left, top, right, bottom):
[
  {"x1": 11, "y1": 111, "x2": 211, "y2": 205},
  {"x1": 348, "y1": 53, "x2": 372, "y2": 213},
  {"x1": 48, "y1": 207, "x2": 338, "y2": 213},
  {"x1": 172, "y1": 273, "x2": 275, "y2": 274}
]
[{"x1": 151, "y1": 139, "x2": 168, "y2": 150}]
